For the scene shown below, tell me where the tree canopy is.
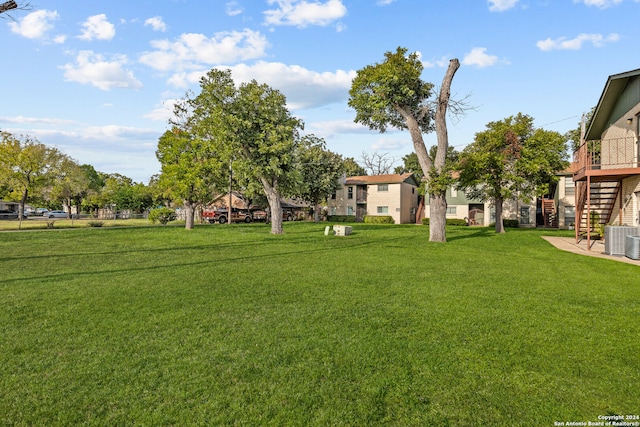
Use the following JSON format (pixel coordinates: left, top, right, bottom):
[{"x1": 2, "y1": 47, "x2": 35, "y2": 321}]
[
  {"x1": 296, "y1": 135, "x2": 344, "y2": 222},
  {"x1": 187, "y1": 68, "x2": 303, "y2": 234},
  {"x1": 156, "y1": 127, "x2": 227, "y2": 229},
  {"x1": 0, "y1": 131, "x2": 62, "y2": 221},
  {"x1": 457, "y1": 113, "x2": 569, "y2": 233},
  {"x1": 348, "y1": 47, "x2": 460, "y2": 242}
]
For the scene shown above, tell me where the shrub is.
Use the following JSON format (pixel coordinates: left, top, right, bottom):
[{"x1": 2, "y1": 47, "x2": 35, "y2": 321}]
[
  {"x1": 364, "y1": 215, "x2": 395, "y2": 224},
  {"x1": 148, "y1": 208, "x2": 177, "y2": 225},
  {"x1": 327, "y1": 215, "x2": 356, "y2": 223},
  {"x1": 87, "y1": 221, "x2": 104, "y2": 228},
  {"x1": 422, "y1": 218, "x2": 468, "y2": 226}
]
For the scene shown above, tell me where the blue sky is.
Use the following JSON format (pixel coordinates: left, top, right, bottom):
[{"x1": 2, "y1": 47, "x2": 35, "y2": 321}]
[{"x1": 1, "y1": 0, "x2": 639, "y2": 183}]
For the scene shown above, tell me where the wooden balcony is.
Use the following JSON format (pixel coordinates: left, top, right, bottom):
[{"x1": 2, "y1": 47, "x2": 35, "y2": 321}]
[{"x1": 572, "y1": 137, "x2": 640, "y2": 182}]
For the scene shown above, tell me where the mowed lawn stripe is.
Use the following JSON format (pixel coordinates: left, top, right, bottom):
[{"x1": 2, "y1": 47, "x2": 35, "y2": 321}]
[{"x1": 1, "y1": 223, "x2": 638, "y2": 426}]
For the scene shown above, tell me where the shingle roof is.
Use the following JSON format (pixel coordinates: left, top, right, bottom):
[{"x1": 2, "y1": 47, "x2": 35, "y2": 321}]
[{"x1": 345, "y1": 173, "x2": 417, "y2": 186}]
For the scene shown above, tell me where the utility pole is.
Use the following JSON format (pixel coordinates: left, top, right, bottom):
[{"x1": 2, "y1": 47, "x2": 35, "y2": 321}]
[{"x1": 0, "y1": 1, "x2": 17, "y2": 14}]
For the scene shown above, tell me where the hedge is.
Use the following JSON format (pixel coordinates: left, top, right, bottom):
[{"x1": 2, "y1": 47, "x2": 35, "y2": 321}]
[
  {"x1": 421, "y1": 218, "x2": 468, "y2": 226},
  {"x1": 363, "y1": 215, "x2": 395, "y2": 224},
  {"x1": 327, "y1": 215, "x2": 356, "y2": 223}
]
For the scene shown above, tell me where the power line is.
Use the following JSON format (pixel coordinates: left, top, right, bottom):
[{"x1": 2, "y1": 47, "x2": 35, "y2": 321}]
[{"x1": 540, "y1": 115, "x2": 580, "y2": 128}]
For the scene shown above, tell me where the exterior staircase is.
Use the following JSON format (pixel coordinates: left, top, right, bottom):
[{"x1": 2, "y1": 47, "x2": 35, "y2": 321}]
[
  {"x1": 576, "y1": 180, "x2": 620, "y2": 239},
  {"x1": 541, "y1": 198, "x2": 558, "y2": 227}
]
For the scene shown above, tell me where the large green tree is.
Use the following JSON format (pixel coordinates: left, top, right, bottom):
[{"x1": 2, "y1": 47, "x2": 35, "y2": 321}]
[
  {"x1": 457, "y1": 113, "x2": 569, "y2": 233},
  {"x1": 156, "y1": 127, "x2": 227, "y2": 229},
  {"x1": 49, "y1": 156, "x2": 90, "y2": 218},
  {"x1": 189, "y1": 69, "x2": 303, "y2": 234},
  {"x1": 342, "y1": 157, "x2": 366, "y2": 177},
  {"x1": 296, "y1": 135, "x2": 344, "y2": 222},
  {"x1": 348, "y1": 47, "x2": 460, "y2": 242},
  {"x1": 0, "y1": 131, "x2": 62, "y2": 221}
]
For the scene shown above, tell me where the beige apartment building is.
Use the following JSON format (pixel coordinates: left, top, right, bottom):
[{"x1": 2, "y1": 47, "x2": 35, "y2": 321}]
[{"x1": 327, "y1": 173, "x2": 419, "y2": 224}]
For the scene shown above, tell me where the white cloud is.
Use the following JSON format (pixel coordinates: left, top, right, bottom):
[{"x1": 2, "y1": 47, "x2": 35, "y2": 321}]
[
  {"x1": 307, "y1": 119, "x2": 374, "y2": 138},
  {"x1": 488, "y1": 0, "x2": 519, "y2": 12},
  {"x1": 376, "y1": 0, "x2": 397, "y2": 5},
  {"x1": 78, "y1": 14, "x2": 115, "y2": 41},
  {"x1": 0, "y1": 116, "x2": 75, "y2": 126},
  {"x1": 226, "y1": 1, "x2": 244, "y2": 16},
  {"x1": 574, "y1": 0, "x2": 623, "y2": 7},
  {"x1": 8, "y1": 9, "x2": 59, "y2": 40},
  {"x1": 462, "y1": 47, "x2": 500, "y2": 68},
  {"x1": 264, "y1": 0, "x2": 347, "y2": 28},
  {"x1": 61, "y1": 50, "x2": 143, "y2": 91},
  {"x1": 139, "y1": 29, "x2": 269, "y2": 72},
  {"x1": 144, "y1": 16, "x2": 167, "y2": 32},
  {"x1": 224, "y1": 61, "x2": 356, "y2": 110},
  {"x1": 371, "y1": 137, "x2": 410, "y2": 151},
  {"x1": 144, "y1": 99, "x2": 181, "y2": 122},
  {"x1": 536, "y1": 33, "x2": 620, "y2": 51},
  {"x1": 165, "y1": 61, "x2": 355, "y2": 110}
]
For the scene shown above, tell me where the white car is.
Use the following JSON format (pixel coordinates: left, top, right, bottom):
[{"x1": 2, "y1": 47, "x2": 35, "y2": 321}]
[{"x1": 46, "y1": 210, "x2": 68, "y2": 218}]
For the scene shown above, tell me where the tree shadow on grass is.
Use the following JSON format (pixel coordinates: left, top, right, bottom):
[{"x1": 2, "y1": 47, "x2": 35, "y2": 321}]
[
  {"x1": 445, "y1": 226, "x2": 494, "y2": 242},
  {"x1": 0, "y1": 235, "x2": 408, "y2": 286}
]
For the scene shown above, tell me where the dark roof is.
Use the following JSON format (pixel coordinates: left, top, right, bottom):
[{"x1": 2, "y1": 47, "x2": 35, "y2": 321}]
[
  {"x1": 345, "y1": 173, "x2": 418, "y2": 186},
  {"x1": 585, "y1": 68, "x2": 640, "y2": 141}
]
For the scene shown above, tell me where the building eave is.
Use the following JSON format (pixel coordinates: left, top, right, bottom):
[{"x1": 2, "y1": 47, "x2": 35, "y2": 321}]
[{"x1": 585, "y1": 67, "x2": 640, "y2": 141}]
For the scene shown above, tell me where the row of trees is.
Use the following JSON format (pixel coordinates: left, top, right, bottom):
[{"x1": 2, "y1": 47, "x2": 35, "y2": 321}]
[
  {"x1": 0, "y1": 131, "x2": 159, "y2": 219},
  {"x1": 348, "y1": 47, "x2": 568, "y2": 238},
  {"x1": 3, "y1": 45, "x2": 569, "y2": 239},
  {"x1": 155, "y1": 69, "x2": 359, "y2": 233}
]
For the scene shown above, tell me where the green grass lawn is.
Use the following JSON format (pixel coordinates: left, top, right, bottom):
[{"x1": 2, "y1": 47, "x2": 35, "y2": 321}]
[{"x1": 1, "y1": 223, "x2": 638, "y2": 426}]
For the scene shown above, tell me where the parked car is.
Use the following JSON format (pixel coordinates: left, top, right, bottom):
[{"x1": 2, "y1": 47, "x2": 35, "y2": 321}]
[
  {"x1": 46, "y1": 210, "x2": 68, "y2": 218},
  {"x1": 0, "y1": 210, "x2": 18, "y2": 220},
  {"x1": 250, "y1": 208, "x2": 295, "y2": 222},
  {"x1": 202, "y1": 208, "x2": 253, "y2": 224},
  {"x1": 250, "y1": 209, "x2": 267, "y2": 222}
]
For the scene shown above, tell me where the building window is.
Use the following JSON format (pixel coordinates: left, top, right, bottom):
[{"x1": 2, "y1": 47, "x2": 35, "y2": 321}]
[
  {"x1": 446, "y1": 207, "x2": 457, "y2": 215},
  {"x1": 564, "y1": 176, "x2": 574, "y2": 196},
  {"x1": 347, "y1": 186, "x2": 353, "y2": 199},
  {"x1": 330, "y1": 207, "x2": 336, "y2": 215},
  {"x1": 347, "y1": 206, "x2": 354, "y2": 215},
  {"x1": 377, "y1": 206, "x2": 388, "y2": 214},
  {"x1": 451, "y1": 188, "x2": 458, "y2": 198},
  {"x1": 377, "y1": 184, "x2": 388, "y2": 192},
  {"x1": 520, "y1": 206, "x2": 530, "y2": 224},
  {"x1": 564, "y1": 206, "x2": 575, "y2": 226},
  {"x1": 331, "y1": 192, "x2": 336, "y2": 200}
]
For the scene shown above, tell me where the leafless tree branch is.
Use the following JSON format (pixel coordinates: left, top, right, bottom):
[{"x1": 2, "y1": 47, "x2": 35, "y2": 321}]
[{"x1": 0, "y1": 1, "x2": 33, "y2": 21}]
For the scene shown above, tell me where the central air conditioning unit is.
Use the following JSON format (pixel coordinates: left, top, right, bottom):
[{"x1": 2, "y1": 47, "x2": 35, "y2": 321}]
[
  {"x1": 604, "y1": 226, "x2": 640, "y2": 256},
  {"x1": 625, "y1": 235, "x2": 640, "y2": 260}
]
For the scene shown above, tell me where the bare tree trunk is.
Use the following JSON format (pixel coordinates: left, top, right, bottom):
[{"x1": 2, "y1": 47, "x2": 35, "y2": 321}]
[
  {"x1": 429, "y1": 58, "x2": 460, "y2": 242},
  {"x1": 19, "y1": 188, "x2": 28, "y2": 229},
  {"x1": 494, "y1": 196, "x2": 505, "y2": 234},
  {"x1": 184, "y1": 200, "x2": 195, "y2": 230},
  {"x1": 429, "y1": 192, "x2": 447, "y2": 242},
  {"x1": 262, "y1": 178, "x2": 283, "y2": 234}
]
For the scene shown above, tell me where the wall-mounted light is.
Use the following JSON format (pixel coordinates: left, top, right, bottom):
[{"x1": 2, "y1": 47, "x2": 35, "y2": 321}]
[{"x1": 627, "y1": 117, "x2": 633, "y2": 124}]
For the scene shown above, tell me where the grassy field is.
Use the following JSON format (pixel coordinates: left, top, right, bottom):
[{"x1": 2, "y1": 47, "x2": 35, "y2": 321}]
[
  {"x1": 0, "y1": 217, "x2": 158, "y2": 231},
  {"x1": 0, "y1": 223, "x2": 638, "y2": 426}
]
